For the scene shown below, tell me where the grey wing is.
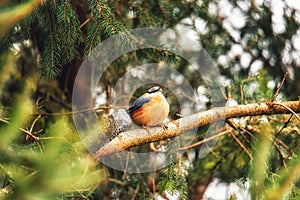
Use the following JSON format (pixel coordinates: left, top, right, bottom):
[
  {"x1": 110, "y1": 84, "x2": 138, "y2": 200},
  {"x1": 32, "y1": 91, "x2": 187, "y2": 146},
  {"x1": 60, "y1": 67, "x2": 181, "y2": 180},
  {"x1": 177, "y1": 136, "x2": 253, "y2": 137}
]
[{"x1": 127, "y1": 96, "x2": 151, "y2": 114}]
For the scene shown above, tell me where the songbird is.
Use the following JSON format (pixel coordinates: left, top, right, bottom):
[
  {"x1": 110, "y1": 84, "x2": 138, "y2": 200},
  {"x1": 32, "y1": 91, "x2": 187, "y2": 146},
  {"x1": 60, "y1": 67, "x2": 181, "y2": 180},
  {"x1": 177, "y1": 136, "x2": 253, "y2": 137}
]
[{"x1": 127, "y1": 86, "x2": 170, "y2": 126}]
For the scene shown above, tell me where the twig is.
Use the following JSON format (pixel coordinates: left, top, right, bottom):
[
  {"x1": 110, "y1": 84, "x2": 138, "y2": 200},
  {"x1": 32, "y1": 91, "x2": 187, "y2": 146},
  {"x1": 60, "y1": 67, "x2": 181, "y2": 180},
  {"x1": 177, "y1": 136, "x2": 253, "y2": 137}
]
[
  {"x1": 274, "y1": 141, "x2": 287, "y2": 168},
  {"x1": 272, "y1": 69, "x2": 289, "y2": 101},
  {"x1": 272, "y1": 102, "x2": 300, "y2": 121},
  {"x1": 107, "y1": 178, "x2": 125, "y2": 186},
  {"x1": 0, "y1": 117, "x2": 40, "y2": 141},
  {"x1": 122, "y1": 152, "x2": 130, "y2": 180},
  {"x1": 178, "y1": 129, "x2": 231, "y2": 151},
  {"x1": 35, "y1": 105, "x2": 127, "y2": 116},
  {"x1": 226, "y1": 119, "x2": 253, "y2": 160},
  {"x1": 27, "y1": 114, "x2": 42, "y2": 140},
  {"x1": 275, "y1": 138, "x2": 289, "y2": 151},
  {"x1": 131, "y1": 184, "x2": 140, "y2": 200},
  {"x1": 275, "y1": 114, "x2": 293, "y2": 136},
  {"x1": 80, "y1": 18, "x2": 91, "y2": 29},
  {"x1": 0, "y1": 117, "x2": 9, "y2": 124},
  {"x1": 229, "y1": 130, "x2": 253, "y2": 160},
  {"x1": 19, "y1": 127, "x2": 40, "y2": 141}
]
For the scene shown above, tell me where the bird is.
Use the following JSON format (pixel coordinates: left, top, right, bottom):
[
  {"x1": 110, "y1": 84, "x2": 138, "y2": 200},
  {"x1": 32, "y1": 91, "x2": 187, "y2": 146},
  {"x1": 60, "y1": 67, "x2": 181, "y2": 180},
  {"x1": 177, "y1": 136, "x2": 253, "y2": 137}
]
[{"x1": 127, "y1": 86, "x2": 170, "y2": 126}]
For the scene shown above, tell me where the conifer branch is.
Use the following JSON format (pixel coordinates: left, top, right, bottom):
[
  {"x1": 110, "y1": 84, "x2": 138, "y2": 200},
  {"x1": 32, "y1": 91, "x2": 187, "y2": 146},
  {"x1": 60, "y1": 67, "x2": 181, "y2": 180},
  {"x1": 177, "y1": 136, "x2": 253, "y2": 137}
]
[
  {"x1": 45, "y1": 9, "x2": 55, "y2": 75},
  {"x1": 96, "y1": 100, "x2": 300, "y2": 158},
  {"x1": 95, "y1": 0, "x2": 120, "y2": 35},
  {"x1": 87, "y1": 22, "x2": 102, "y2": 55}
]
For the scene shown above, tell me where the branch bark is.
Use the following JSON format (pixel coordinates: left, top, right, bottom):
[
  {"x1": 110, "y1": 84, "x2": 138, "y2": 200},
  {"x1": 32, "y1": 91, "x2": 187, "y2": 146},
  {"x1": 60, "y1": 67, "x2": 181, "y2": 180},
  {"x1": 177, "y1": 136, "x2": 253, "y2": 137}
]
[{"x1": 96, "y1": 100, "x2": 300, "y2": 158}]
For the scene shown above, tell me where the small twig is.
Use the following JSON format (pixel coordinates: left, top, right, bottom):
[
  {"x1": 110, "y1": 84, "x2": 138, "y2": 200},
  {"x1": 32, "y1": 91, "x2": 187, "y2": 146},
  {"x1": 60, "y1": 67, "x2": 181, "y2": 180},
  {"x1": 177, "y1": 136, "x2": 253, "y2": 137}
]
[
  {"x1": 80, "y1": 18, "x2": 91, "y2": 29},
  {"x1": 220, "y1": 85, "x2": 227, "y2": 100},
  {"x1": 0, "y1": 116, "x2": 40, "y2": 141},
  {"x1": 272, "y1": 102, "x2": 300, "y2": 122},
  {"x1": 288, "y1": 143, "x2": 300, "y2": 158},
  {"x1": 106, "y1": 85, "x2": 112, "y2": 115},
  {"x1": 27, "y1": 114, "x2": 42, "y2": 140},
  {"x1": 0, "y1": 118, "x2": 9, "y2": 124},
  {"x1": 229, "y1": 130, "x2": 253, "y2": 160},
  {"x1": 131, "y1": 184, "x2": 140, "y2": 200},
  {"x1": 35, "y1": 105, "x2": 127, "y2": 116},
  {"x1": 157, "y1": 1, "x2": 169, "y2": 23},
  {"x1": 19, "y1": 127, "x2": 40, "y2": 141},
  {"x1": 38, "y1": 136, "x2": 69, "y2": 142},
  {"x1": 238, "y1": 126, "x2": 255, "y2": 149},
  {"x1": 178, "y1": 129, "x2": 231, "y2": 151},
  {"x1": 226, "y1": 119, "x2": 253, "y2": 160},
  {"x1": 35, "y1": 97, "x2": 45, "y2": 110},
  {"x1": 274, "y1": 138, "x2": 289, "y2": 151},
  {"x1": 274, "y1": 142, "x2": 287, "y2": 168},
  {"x1": 275, "y1": 114, "x2": 293, "y2": 136},
  {"x1": 37, "y1": 108, "x2": 96, "y2": 116},
  {"x1": 272, "y1": 69, "x2": 289, "y2": 101},
  {"x1": 122, "y1": 152, "x2": 130, "y2": 180},
  {"x1": 0, "y1": 116, "x2": 70, "y2": 144},
  {"x1": 271, "y1": 114, "x2": 293, "y2": 157},
  {"x1": 107, "y1": 178, "x2": 125, "y2": 186}
]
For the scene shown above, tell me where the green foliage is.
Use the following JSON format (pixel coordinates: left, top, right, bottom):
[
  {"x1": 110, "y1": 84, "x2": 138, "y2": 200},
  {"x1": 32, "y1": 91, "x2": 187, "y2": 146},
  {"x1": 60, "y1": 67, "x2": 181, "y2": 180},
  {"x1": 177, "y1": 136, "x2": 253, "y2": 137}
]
[
  {"x1": 0, "y1": 0, "x2": 43, "y2": 38},
  {"x1": 257, "y1": 70, "x2": 274, "y2": 100},
  {"x1": 188, "y1": 74, "x2": 299, "y2": 199},
  {"x1": 157, "y1": 161, "x2": 177, "y2": 194},
  {"x1": 0, "y1": 52, "x2": 105, "y2": 199},
  {"x1": 266, "y1": 153, "x2": 300, "y2": 200},
  {"x1": 157, "y1": 159, "x2": 188, "y2": 200},
  {"x1": 85, "y1": 0, "x2": 128, "y2": 55},
  {"x1": 225, "y1": 69, "x2": 278, "y2": 104},
  {"x1": 250, "y1": 123, "x2": 274, "y2": 199},
  {"x1": 0, "y1": 1, "x2": 83, "y2": 77},
  {"x1": 250, "y1": 122, "x2": 300, "y2": 200},
  {"x1": 36, "y1": 1, "x2": 83, "y2": 77}
]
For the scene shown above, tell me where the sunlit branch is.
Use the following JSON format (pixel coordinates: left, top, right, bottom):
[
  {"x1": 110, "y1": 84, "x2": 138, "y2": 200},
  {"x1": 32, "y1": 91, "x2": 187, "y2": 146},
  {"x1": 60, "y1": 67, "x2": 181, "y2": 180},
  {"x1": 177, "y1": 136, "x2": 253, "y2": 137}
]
[{"x1": 96, "y1": 100, "x2": 300, "y2": 158}]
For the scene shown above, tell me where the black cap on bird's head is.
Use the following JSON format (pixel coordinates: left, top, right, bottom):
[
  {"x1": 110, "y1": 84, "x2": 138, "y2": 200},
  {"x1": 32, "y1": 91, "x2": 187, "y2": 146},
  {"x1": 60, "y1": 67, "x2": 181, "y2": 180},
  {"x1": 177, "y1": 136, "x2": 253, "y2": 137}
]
[{"x1": 147, "y1": 86, "x2": 162, "y2": 94}]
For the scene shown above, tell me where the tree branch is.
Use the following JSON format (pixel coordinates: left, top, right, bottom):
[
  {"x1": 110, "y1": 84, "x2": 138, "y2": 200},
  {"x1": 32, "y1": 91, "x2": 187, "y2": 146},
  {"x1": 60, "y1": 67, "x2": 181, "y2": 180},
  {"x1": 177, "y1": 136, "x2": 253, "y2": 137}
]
[{"x1": 96, "y1": 100, "x2": 300, "y2": 158}]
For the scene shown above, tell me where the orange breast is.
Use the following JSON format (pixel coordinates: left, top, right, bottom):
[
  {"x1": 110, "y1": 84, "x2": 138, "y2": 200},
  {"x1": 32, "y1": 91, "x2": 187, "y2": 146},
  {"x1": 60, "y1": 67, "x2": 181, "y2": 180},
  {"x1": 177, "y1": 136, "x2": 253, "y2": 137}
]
[
  {"x1": 130, "y1": 106, "x2": 151, "y2": 126},
  {"x1": 130, "y1": 94, "x2": 169, "y2": 126}
]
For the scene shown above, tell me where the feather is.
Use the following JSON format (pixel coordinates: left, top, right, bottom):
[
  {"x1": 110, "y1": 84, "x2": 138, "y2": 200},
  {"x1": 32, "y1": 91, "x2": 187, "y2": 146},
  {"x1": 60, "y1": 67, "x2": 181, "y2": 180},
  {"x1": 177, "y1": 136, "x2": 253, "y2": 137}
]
[{"x1": 127, "y1": 96, "x2": 151, "y2": 114}]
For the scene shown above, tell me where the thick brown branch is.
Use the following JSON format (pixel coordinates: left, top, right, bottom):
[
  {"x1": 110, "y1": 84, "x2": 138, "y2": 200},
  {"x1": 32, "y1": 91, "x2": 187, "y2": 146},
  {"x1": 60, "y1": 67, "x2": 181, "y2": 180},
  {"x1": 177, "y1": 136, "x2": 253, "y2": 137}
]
[{"x1": 96, "y1": 100, "x2": 300, "y2": 158}]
